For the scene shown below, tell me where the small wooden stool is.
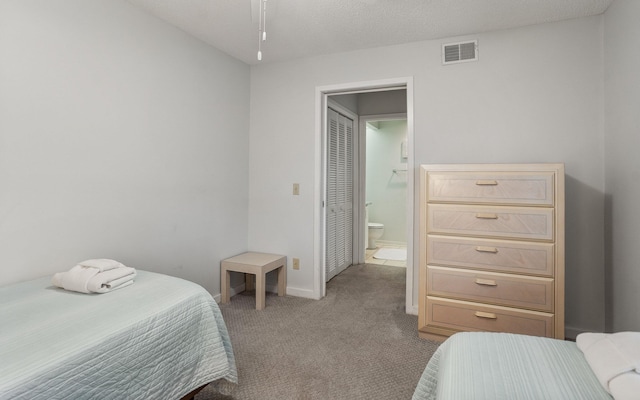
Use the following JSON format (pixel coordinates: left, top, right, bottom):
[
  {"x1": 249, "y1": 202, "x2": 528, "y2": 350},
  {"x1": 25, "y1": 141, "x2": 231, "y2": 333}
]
[{"x1": 220, "y1": 252, "x2": 287, "y2": 310}]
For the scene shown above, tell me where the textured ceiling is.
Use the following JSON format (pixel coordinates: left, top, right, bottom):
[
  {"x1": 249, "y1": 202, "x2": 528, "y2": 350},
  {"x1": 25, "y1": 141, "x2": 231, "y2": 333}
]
[{"x1": 125, "y1": 0, "x2": 613, "y2": 65}]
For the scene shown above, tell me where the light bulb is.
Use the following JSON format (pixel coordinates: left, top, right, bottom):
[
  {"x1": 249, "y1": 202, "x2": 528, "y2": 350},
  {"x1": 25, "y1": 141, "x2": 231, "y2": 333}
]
[{"x1": 257, "y1": 50, "x2": 262, "y2": 61}]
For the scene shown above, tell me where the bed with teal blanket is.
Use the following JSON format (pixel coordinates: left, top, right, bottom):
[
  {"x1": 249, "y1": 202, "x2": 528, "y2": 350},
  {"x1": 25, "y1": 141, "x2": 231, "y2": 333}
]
[
  {"x1": 413, "y1": 332, "x2": 612, "y2": 400},
  {"x1": 0, "y1": 270, "x2": 237, "y2": 400}
]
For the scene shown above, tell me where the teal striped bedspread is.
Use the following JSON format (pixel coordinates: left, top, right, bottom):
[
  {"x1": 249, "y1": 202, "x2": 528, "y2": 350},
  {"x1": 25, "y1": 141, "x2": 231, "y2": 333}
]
[
  {"x1": 413, "y1": 332, "x2": 612, "y2": 400},
  {"x1": 0, "y1": 270, "x2": 237, "y2": 399}
]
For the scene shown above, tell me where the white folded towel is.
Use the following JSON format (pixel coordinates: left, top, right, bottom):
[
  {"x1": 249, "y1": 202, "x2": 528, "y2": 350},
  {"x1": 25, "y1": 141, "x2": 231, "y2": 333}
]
[
  {"x1": 78, "y1": 258, "x2": 127, "y2": 272},
  {"x1": 52, "y1": 259, "x2": 136, "y2": 294},
  {"x1": 576, "y1": 331, "x2": 640, "y2": 400},
  {"x1": 86, "y1": 267, "x2": 136, "y2": 293}
]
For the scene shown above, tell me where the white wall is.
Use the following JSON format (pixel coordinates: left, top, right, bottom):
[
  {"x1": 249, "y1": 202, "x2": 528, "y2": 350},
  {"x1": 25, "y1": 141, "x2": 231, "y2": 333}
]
[
  {"x1": 249, "y1": 16, "x2": 606, "y2": 335},
  {"x1": 366, "y1": 120, "x2": 408, "y2": 243},
  {"x1": 1, "y1": 1, "x2": 611, "y2": 334},
  {"x1": 330, "y1": 94, "x2": 359, "y2": 114},
  {"x1": 604, "y1": 0, "x2": 640, "y2": 332},
  {"x1": 329, "y1": 89, "x2": 407, "y2": 116},
  {"x1": 359, "y1": 90, "x2": 407, "y2": 116},
  {"x1": 0, "y1": 0, "x2": 251, "y2": 295}
]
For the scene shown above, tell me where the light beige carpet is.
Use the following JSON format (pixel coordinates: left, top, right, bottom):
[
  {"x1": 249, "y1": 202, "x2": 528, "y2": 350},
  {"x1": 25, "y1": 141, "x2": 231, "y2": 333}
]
[{"x1": 197, "y1": 263, "x2": 439, "y2": 400}]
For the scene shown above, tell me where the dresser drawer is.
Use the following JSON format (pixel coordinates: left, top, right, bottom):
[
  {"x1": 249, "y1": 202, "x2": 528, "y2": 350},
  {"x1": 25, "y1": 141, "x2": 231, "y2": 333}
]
[
  {"x1": 427, "y1": 204, "x2": 554, "y2": 241},
  {"x1": 425, "y1": 297, "x2": 554, "y2": 337},
  {"x1": 427, "y1": 171, "x2": 554, "y2": 206},
  {"x1": 427, "y1": 235, "x2": 554, "y2": 276},
  {"x1": 427, "y1": 266, "x2": 554, "y2": 312}
]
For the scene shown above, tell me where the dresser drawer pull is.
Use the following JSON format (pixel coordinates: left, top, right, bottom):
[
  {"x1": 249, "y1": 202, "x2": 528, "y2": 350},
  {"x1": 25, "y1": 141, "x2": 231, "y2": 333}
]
[
  {"x1": 475, "y1": 213, "x2": 498, "y2": 219},
  {"x1": 475, "y1": 311, "x2": 498, "y2": 319},
  {"x1": 475, "y1": 278, "x2": 498, "y2": 286},
  {"x1": 476, "y1": 180, "x2": 498, "y2": 186},
  {"x1": 475, "y1": 246, "x2": 498, "y2": 253}
]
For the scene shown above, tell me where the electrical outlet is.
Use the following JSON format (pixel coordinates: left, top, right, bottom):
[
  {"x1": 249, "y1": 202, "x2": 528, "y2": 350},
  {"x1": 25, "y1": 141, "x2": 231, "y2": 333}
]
[
  {"x1": 292, "y1": 258, "x2": 300, "y2": 270},
  {"x1": 293, "y1": 183, "x2": 300, "y2": 195}
]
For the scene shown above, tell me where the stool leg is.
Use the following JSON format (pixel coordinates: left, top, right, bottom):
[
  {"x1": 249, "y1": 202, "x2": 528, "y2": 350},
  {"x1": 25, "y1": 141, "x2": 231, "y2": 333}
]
[
  {"x1": 221, "y1": 267, "x2": 230, "y2": 303},
  {"x1": 256, "y1": 273, "x2": 265, "y2": 310},
  {"x1": 245, "y1": 273, "x2": 254, "y2": 292},
  {"x1": 277, "y1": 264, "x2": 286, "y2": 297}
]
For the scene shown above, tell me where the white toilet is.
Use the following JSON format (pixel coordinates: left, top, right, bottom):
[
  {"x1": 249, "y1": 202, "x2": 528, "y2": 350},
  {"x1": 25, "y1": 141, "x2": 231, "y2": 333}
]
[{"x1": 367, "y1": 223, "x2": 384, "y2": 249}]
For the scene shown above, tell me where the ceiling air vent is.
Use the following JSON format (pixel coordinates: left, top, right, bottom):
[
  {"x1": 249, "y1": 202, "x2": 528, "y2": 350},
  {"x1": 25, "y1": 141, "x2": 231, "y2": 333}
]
[{"x1": 442, "y1": 40, "x2": 478, "y2": 65}]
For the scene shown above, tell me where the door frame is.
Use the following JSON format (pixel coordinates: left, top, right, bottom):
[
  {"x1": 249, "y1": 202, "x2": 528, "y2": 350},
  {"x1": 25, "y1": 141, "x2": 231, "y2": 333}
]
[{"x1": 314, "y1": 77, "x2": 416, "y2": 314}]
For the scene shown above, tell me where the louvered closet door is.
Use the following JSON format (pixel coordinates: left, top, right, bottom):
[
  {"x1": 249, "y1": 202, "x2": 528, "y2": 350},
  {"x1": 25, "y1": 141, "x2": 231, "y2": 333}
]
[{"x1": 326, "y1": 108, "x2": 353, "y2": 281}]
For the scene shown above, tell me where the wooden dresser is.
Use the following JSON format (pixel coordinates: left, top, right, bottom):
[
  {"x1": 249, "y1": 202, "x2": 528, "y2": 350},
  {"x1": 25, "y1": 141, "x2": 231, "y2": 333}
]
[{"x1": 418, "y1": 163, "x2": 565, "y2": 340}]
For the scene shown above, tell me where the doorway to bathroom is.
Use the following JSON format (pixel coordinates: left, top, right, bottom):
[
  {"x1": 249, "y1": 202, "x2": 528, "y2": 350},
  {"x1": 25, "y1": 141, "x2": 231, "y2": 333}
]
[
  {"x1": 362, "y1": 115, "x2": 408, "y2": 268},
  {"x1": 315, "y1": 77, "x2": 415, "y2": 314}
]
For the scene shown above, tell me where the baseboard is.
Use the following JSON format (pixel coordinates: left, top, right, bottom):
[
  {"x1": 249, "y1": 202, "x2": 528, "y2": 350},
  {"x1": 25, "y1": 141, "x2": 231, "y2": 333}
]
[
  {"x1": 375, "y1": 240, "x2": 407, "y2": 247},
  {"x1": 213, "y1": 283, "x2": 251, "y2": 303},
  {"x1": 284, "y1": 286, "x2": 317, "y2": 299},
  {"x1": 214, "y1": 283, "x2": 316, "y2": 303},
  {"x1": 565, "y1": 325, "x2": 593, "y2": 341},
  {"x1": 406, "y1": 304, "x2": 418, "y2": 316}
]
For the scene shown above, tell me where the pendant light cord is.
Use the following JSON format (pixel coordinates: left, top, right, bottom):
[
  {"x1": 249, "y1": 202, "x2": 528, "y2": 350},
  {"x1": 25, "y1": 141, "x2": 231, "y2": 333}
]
[{"x1": 257, "y1": 0, "x2": 267, "y2": 61}]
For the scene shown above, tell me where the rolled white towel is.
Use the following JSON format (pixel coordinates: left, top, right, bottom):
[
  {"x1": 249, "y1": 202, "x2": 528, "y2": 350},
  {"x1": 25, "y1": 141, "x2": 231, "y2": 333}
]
[
  {"x1": 52, "y1": 260, "x2": 135, "y2": 294},
  {"x1": 611, "y1": 373, "x2": 640, "y2": 400},
  {"x1": 87, "y1": 267, "x2": 136, "y2": 293},
  {"x1": 52, "y1": 264, "x2": 101, "y2": 294},
  {"x1": 79, "y1": 259, "x2": 126, "y2": 272},
  {"x1": 577, "y1": 332, "x2": 640, "y2": 400}
]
